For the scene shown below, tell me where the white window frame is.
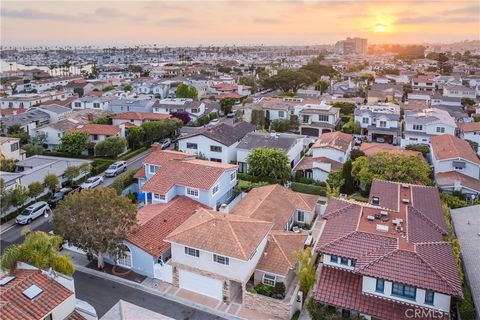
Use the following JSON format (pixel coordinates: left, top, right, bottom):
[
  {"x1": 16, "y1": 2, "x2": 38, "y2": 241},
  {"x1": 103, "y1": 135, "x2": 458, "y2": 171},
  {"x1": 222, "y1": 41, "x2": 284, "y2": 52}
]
[
  {"x1": 262, "y1": 274, "x2": 276, "y2": 287},
  {"x1": 186, "y1": 143, "x2": 198, "y2": 150},
  {"x1": 230, "y1": 171, "x2": 236, "y2": 182},
  {"x1": 149, "y1": 165, "x2": 159, "y2": 174},
  {"x1": 278, "y1": 110, "x2": 285, "y2": 118},
  {"x1": 154, "y1": 194, "x2": 165, "y2": 200},
  {"x1": 212, "y1": 184, "x2": 219, "y2": 195},
  {"x1": 436, "y1": 127, "x2": 445, "y2": 133},
  {"x1": 297, "y1": 210, "x2": 305, "y2": 222},
  {"x1": 213, "y1": 254, "x2": 230, "y2": 265},
  {"x1": 186, "y1": 187, "x2": 199, "y2": 198},
  {"x1": 184, "y1": 246, "x2": 200, "y2": 257}
]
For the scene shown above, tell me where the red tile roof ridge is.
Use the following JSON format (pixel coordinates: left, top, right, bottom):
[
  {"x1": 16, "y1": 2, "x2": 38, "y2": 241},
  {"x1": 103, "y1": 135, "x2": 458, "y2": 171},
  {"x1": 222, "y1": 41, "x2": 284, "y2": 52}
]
[
  {"x1": 270, "y1": 233, "x2": 295, "y2": 266},
  {"x1": 166, "y1": 208, "x2": 216, "y2": 238},
  {"x1": 319, "y1": 230, "x2": 397, "y2": 252},
  {"x1": 244, "y1": 184, "x2": 277, "y2": 216},
  {"x1": 355, "y1": 248, "x2": 400, "y2": 272},
  {"x1": 137, "y1": 197, "x2": 180, "y2": 226},
  {"x1": 227, "y1": 219, "x2": 247, "y2": 259},
  {"x1": 407, "y1": 206, "x2": 446, "y2": 238},
  {"x1": 323, "y1": 202, "x2": 360, "y2": 219}
]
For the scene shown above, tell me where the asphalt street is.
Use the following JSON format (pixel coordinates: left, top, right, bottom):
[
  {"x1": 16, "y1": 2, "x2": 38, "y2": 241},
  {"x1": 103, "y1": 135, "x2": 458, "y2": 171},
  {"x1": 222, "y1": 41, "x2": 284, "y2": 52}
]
[
  {"x1": 0, "y1": 149, "x2": 150, "y2": 254},
  {"x1": 74, "y1": 271, "x2": 224, "y2": 320}
]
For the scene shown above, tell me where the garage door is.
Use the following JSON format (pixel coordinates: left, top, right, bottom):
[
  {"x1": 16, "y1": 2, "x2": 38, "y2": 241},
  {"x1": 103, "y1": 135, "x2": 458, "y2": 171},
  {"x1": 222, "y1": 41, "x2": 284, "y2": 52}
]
[
  {"x1": 179, "y1": 270, "x2": 223, "y2": 300},
  {"x1": 301, "y1": 127, "x2": 320, "y2": 137}
]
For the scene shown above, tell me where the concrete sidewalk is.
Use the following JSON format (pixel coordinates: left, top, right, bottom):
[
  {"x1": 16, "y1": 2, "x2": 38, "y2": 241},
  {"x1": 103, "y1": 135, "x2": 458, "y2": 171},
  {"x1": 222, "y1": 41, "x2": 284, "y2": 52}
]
[{"x1": 66, "y1": 251, "x2": 277, "y2": 320}]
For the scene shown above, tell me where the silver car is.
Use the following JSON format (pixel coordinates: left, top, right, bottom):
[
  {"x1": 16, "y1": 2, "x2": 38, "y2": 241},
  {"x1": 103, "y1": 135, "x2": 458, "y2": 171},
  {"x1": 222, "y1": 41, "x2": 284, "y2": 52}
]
[
  {"x1": 15, "y1": 202, "x2": 51, "y2": 225},
  {"x1": 104, "y1": 161, "x2": 127, "y2": 177}
]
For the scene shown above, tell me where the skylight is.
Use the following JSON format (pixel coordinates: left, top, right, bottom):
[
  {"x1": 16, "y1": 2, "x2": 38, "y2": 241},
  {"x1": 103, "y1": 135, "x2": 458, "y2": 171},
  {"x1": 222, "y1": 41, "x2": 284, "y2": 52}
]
[
  {"x1": 0, "y1": 276, "x2": 16, "y2": 286},
  {"x1": 22, "y1": 285, "x2": 43, "y2": 300}
]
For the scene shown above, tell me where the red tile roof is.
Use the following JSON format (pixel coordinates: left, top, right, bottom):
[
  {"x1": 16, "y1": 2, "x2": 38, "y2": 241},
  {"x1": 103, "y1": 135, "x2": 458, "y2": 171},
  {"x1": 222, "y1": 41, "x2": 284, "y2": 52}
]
[
  {"x1": 126, "y1": 196, "x2": 208, "y2": 257},
  {"x1": 457, "y1": 121, "x2": 480, "y2": 133},
  {"x1": 311, "y1": 131, "x2": 353, "y2": 152},
  {"x1": 72, "y1": 124, "x2": 121, "y2": 136},
  {"x1": 368, "y1": 179, "x2": 399, "y2": 212},
  {"x1": 315, "y1": 267, "x2": 450, "y2": 320},
  {"x1": 295, "y1": 156, "x2": 342, "y2": 172},
  {"x1": 141, "y1": 150, "x2": 237, "y2": 195},
  {"x1": 0, "y1": 108, "x2": 27, "y2": 116},
  {"x1": 430, "y1": 134, "x2": 480, "y2": 165},
  {"x1": 0, "y1": 269, "x2": 74, "y2": 320},
  {"x1": 112, "y1": 112, "x2": 170, "y2": 121},
  {"x1": 360, "y1": 143, "x2": 423, "y2": 157},
  {"x1": 435, "y1": 171, "x2": 480, "y2": 193}
]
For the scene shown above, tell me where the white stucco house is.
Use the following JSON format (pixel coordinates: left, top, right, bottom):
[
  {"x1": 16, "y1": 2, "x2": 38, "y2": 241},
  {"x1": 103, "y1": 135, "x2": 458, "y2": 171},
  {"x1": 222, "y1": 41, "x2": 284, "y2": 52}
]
[{"x1": 402, "y1": 108, "x2": 456, "y2": 147}]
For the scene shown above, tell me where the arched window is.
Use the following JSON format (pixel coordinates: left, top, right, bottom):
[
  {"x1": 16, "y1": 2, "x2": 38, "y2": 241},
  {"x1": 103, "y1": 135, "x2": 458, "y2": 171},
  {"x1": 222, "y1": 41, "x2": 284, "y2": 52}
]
[{"x1": 117, "y1": 245, "x2": 132, "y2": 268}]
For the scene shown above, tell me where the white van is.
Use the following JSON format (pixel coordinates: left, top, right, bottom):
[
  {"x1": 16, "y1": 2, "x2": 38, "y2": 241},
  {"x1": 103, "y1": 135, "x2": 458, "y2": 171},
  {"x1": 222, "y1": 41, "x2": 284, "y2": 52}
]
[{"x1": 15, "y1": 201, "x2": 51, "y2": 225}]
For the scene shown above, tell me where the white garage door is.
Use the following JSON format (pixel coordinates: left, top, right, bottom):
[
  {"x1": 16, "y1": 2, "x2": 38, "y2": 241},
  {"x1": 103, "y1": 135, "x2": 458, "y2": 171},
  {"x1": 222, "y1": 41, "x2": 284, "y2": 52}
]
[{"x1": 179, "y1": 270, "x2": 223, "y2": 300}]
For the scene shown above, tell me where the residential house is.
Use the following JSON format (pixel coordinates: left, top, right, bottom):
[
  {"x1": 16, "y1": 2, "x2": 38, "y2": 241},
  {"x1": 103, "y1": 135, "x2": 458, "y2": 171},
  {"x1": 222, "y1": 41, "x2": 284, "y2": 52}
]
[
  {"x1": 314, "y1": 179, "x2": 463, "y2": 320},
  {"x1": 70, "y1": 96, "x2": 116, "y2": 111},
  {"x1": 0, "y1": 108, "x2": 27, "y2": 118},
  {"x1": 30, "y1": 75, "x2": 83, "y2": 93},
  {"x1": 0, "y1": 263, "x2": 96, "y2": 320},
  {"x1": 108, "y1": 99, "x2": 155, "y2": 113},
  {"x1": 360, "y1": 143, "x2": 423, "y2": 158},
  {"x1": 0, "y1": 91, "x2": 70, "y2": 109},
  {"x1": 236, "y1": 132, "x2": 305, "y2": 173},
  {"x1": 34, "y1": 119, "x2": 80, "y2": 150},
  {"x1": 0, "y1": 108, "x2": 50, "y2": 135},
  {"x1": 134, "y1": 80, "x2": 169, "y2": 98},
  {"x1": 35, "y1": 105, "x2": 73, "y2": 122},
  {"x1": 153, "y1": 98, "x2": 218, "y2": 120},
  {"x1": 0, "y1": 137, "x2": 25, "y2": 161},
  {"x1": 402, "y1": 108, "x2": 456, "y2": 147},
  {"x1": 443, "y1": 85, "x2": 476, "y2": 99},
  {"x1": 178, "y1": 122, "x2": 256, "y2": 163},
  {"x1": 431, "y1": 93, "x2": 462, "y2": 107},
  {"x1": 135, "y1": 148, "x2": 238, "y2": 209},
  {"x1": 354, "y1": 103, "x2": 401, "y2": 144},
  {"x1": 457, "y1": 122, "x2": 480, "y2": 155},
  {"x1": 411, "y1": 75, "x2": 435, "y2": 91},
  {"x1": 208, "y1": 83, "x2": 251, "y2": 99},
  {"x1": 295, "y1": 131, "x2": 352, "y2": 181},
  {"x1": 367, "y1": 84, "x2": 403, "y2": 103},
  {"x1": 72, "y1": 124, "x2": 126, "y2": 149},
  {"x1": 111, "y1": 112, "x2": 170, "y2": 127},
  {"x1": 295, "y1": 102, "x2": 340, "y2": 137},
  {"x1": 430, "y1": 134, "x2": 480, "y2": 197}
]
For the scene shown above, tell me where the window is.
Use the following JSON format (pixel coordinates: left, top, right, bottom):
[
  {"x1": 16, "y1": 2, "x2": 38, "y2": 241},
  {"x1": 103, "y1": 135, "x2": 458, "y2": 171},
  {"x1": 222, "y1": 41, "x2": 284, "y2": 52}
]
[
  {"x1": 184, "y1": 246, "x2": 200, "y2": 257},
  {"x1": 186, "y1": 187, "x2": 199, "y2": 198},
  {"x1": 186, "y1": 143, "x2": 198, "y2": 149},
  {"x1": 210, "y1": 145, "x2": 222, "y2": 152},
  {"x1": 362, "y1": 117, "x2": 369, "y2": 124},
  {"x1": 154, "y1": 194, "x2": 165, "y2": 200},
  {"x1": 409, "y1": 137, "x2": 418, "y2": 141},
  {"x1": 262, "y1": 274, "x2": 276, "y2": 287},
  {"x1": 213, "y1": 254, "x2": 229, "y2": 265},
  {"x1": 425, "y1": 290, "x2": 434, "y2": 305},
  {"x1": 149, "y1": 165, "x2": 159, "y2": 174},
  {"x1": 318, "y1": 114, "x2": 329, "y2": 122},
  {"x1": 230, "y1": 171, "x2": 236, "y2": 181},
  {"x1": 340, "y1": 257, "x2": 349, "y2": 265},
  {"x1": 376, "y1": 279, "x2": 385, "y2": 293},
  {"x1": 191, "y1": 108, "x2": 199, "y2": 113},
  {"x1": 303, "y1": 115, "x2": 310, "y2": 123},
  {"x1": 43, "y1": 314, "x2": 53, "y2": 320},
  {"x1": 74, "y1": 102, "x2": 81, "y2": 108},
  {"x1": 93, "y1": 134, "x2": 98, "y2": 140},
  {"x1": 297, "y1": 211, "x2": 305, "y2": 222},
  {"x1": 372, "y1": 196, "x2": 380, "y2": 206},
  {"x1": 210, "y1": 158, "x2": 221, "y2": 162},
  {"x1": 436, "y1": 127, "x2": 445, "y2": 133},
  {"x1": 351, "y1": 260, "x2": 356, "y2": 267},
  {"x1": 10, "y1": 142, "x2": 19, "y2": 152},
  {"x1": 93, "y1": 103, "x2": 100, "y2": 108},
  {"x1": 238, "y1": 162, "x2": 247, "y2": 173},
  {"x1": 57, "y1": 133, "x2": 61, "y2": 138},
  {"x1": 330, "y1": 255, "x2": 339, "y2": 263},
  {"x1": 212, "y1": 184, "x2": 219, "y2": 195},
  {"x1": 412, "y1": 125, "x2": 423, "y2": 131},
  {"x1": 392, "y1": 282, "x2": 416, "y2": 300},
  {"x1": 278, "y1": 110, "x2": 285, "y2": 118},
  {"x1": 379, "y1": 121, "x2": 387, "y2": 128}
]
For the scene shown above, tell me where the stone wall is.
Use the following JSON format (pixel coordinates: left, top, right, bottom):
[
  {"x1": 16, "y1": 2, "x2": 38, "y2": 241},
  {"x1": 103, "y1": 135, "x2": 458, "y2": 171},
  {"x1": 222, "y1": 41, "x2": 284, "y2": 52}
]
[{"x1": 243, "y1": 285, "x2": 300, "y2": 320}]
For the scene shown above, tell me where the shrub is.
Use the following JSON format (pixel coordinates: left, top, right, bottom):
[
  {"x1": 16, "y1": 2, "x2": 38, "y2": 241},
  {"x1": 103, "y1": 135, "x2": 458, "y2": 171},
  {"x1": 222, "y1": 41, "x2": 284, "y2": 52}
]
[
  {"x1": 440, "y1": 193, "x2": 467, "y2": 209},
  {"x1": 236, "y1": 180, "x2": 271, "y2": 193},
  {"x1": 118, "y1": 146, "x2": 148, "y2": 161},
  {"x1": 405, "y1": 144, "x2": 430, "y2": 156},
  {"x1": 459, "y1": 284, "x2": 475, "y2": 320},
  {"x1": 91, "y1": 159, "x2": 115, "y2": 175},
  {"x1": 291, "y1": 310, "x2": 300, "y2": 320},
  {"x1": 291, "y1": 182, "x2": 326, "y2": 196},
  {"x1": 111, "y1": 169, "x2": 140, "y2": 195},
  {"x1": 254, "y1": 283, "x2": 272, "y2": 297},
  {"x1": 272, "y1": 282, "x2": 286, "y2": 298},
  {"x1": 209, "y1": 112, "x2": 218, "y2": 120}
]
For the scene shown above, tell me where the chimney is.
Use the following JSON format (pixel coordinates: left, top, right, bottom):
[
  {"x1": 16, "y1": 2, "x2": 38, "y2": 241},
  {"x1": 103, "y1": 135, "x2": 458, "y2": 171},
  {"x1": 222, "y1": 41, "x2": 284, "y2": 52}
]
[
  {"x1": 151, "y1": 142, "x2": 161, "y2": 152},
  {"x1": 87, "y1": 113, "x2": 94, "y2": 121}
]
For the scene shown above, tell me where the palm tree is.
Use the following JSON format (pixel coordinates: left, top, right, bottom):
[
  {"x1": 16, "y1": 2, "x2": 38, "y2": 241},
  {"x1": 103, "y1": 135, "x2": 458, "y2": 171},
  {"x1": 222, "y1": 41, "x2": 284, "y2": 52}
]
[{"x1": 0, "y1": 231, "x2": 74, "y2": 276}]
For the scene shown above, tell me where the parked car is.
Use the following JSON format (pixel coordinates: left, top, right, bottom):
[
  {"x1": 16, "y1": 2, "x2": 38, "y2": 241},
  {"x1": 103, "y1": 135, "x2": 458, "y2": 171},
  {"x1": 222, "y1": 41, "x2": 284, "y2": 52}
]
[
  {"x1": 48, "y1": 187, "x2": 73, "y2": 208},
  {"x1": 226, "y1": 112, "x2": 235, "y2": 118},
  {"x1": 80, "y1": 176, "x2": 104, "y2": 189},
  {"x1": 159, "y1": 138, "x2": 171, "y2": 149},
  {"x1": 104, "y1": 161, "x2": 127, "y2": 177},
  {"x1": 376, "y1": 137, "x2": 385, "y2": 143},
  {"x1": 15, "y1": 202, "x2": 51, "y2": 225},
  {"x1": 209, "y1": 119, "x2": 220, "y2": 126},
  {"x1": 354, "y1": 136, "x2": 362, "y2": 146}
]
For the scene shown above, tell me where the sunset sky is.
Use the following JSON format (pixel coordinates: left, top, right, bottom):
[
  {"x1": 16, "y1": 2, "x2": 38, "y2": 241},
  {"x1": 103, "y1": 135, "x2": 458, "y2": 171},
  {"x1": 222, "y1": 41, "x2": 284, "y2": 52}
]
[{"x1": 1, "y1": 0, "x2": 479, "y2": 47}]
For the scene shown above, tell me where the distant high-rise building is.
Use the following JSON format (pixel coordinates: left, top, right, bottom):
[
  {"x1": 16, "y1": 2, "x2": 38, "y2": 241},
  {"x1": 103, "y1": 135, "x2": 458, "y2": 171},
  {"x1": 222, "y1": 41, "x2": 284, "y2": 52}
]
[{"x1": 335, "y1": 37, "x2": 368, "y2": 55}]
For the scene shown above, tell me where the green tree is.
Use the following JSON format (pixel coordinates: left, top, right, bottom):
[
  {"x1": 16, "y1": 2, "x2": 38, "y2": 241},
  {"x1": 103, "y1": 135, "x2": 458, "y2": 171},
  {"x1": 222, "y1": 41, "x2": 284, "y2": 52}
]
[
  {"x1": 294, "y1": 248, "x2": 316, "y2": 298},
  {"x1": 314, "y1": 79, "x2": 329, "y2": 95},
  {"x1": 176, "y1": 83, "x2": 198, "y2": 100},
  {"x1": 0, "y1": 231, "x2": 74, "y2": 275},
  {"x1": 140, "y1": 119, "x2": 182, "y2": 144},
  {"x1": 102, "y1": 85, "x2": 115, "y2": 92},
  {"x1": 360, "y1": 73, "x2": 375, "y2": 85},
  {"x1": 79, "y1": 162, "x2": 91, "y2": 176},
  {"x1": 43, "y1": 173, "x2": 59, "y2": 193},
  {"x1": 53, "y1": 188, "x2": 138, "y2": 269},
  {"x1": 10, "y1": 185, "x2": 29, "y2": 214},
  {"x1": 22, "y1": 144, "x2": 44, "y2": 157},
  {"x1": 123, "y1": 84, "x2": 132, "y2": 92},
  {"x1": 351, "y1": 152, "x2": 432, "y2": 192},
  {"x1": 0, "y1": 159, "x2": 16, "y2": 172},
  {"x1": 461, "y1": 98, "x2": 475, "y2": 106},
  {"x1": 251, "y1": 109, "x2": 265, "y2": 127},
  {"x1": 28, "y1": 182, "x2": 44, "y2": 200},
  {"x1": 247, "y1": 148, "x2": 291, "y2": 183},
  {"x1": 270, "y1": 120, "x2": 291, "y2": 132},
  {"x1": 126, "y1": 127, "x2": 145, "y2": 149},
  {"x1": 7, "y1": 125, "x2": 28, "y2": 145},
  {"x1": 0, "y1": 179, "x2": 12, "y2": 212},
  {"x1": 64, "y1": 166, "x2": 81, "y2": 182},
  {"x1": 340, "y1": 160, "x2": 355, "y2": 194},
  {"x1": 220, "y1": 97, "x2": 236, "y2": 115},
  {"x1": 326, "y1": 171, "x2": 344, "y2": 197},
  {"x1": 262, "y1": 69, "x2": 312, "y2": 93},
  {"x1": 94, "y1": 137, "x2": 127, "y2": 158},
  {"x1": 111, "y1": 169, "x2": 139, "y2": 195},
  {"x1": 59, "y1": 132, "x2": 89, "y2": 155},
  {"x1": 332, "y1": 102, "x2": 356, "y2": 116}
]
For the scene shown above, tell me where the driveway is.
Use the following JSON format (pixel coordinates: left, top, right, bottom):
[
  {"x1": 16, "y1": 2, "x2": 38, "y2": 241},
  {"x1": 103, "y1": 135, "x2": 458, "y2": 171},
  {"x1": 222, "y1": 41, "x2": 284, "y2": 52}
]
[{"x1": 73, "y1": 271, "x2": 224, "y2": 320}]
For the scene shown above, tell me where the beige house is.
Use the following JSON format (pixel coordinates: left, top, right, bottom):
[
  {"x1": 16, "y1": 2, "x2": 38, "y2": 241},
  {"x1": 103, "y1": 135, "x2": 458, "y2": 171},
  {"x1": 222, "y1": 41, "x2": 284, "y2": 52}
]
[{"x1": 0, "y1": 137, "x2": 25, "y2": 161}]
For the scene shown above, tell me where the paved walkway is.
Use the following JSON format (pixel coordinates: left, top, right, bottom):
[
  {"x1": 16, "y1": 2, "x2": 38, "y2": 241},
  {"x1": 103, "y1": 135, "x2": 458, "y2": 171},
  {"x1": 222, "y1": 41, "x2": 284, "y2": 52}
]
[{"x1": 65, "y1": 250, "x2": 279, "y2": 320}]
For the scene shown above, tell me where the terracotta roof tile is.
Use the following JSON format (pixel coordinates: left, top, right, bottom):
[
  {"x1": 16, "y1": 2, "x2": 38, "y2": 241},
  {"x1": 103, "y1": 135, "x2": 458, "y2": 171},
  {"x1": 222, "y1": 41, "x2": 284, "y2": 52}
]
[
  {"x1": 166, "y1": 209, "x2": 273, "y2": 260},
  {"x1": 430, "y1": 134, "x2": 480, "y2": 165},
  {"x1": 407, "y1": 207, "x2": 445, "y2": 244},
  {"x1": 360, "y1": 143, "x2": 423, "y2": 157},
  {"x1": 295, "y1": 156, "x2": 342, "y2": 172},
  {"x1": 458, "y1": 121, "x2": 480, "y2": 133},
  {"x1": 435, "y1": 171, "x2": 480, "y2": 193},
  {"x1": 316, "y1": 203, "x2": 362, "y2": 248},
  {"x1": 311, "y1": 131, "x2": 353, "y2": 152},
  {"x1": 126, "y1": 196, "x2": 208, "y2": 257},
  {"x1": 112, "y1": 112, "x2": 170, "y2": 121},
  {"x1": 0, "y1": 269, "x2": 74, "y2": 320},
  {"x1": 231, "y1": 184, "x2": 318, "y2": 230},
  {"x1": 72, "y1": 124, "x2": 120, "y2": 136},
  {"x1": 368, "y1": 179, "x2": 399, "y2": 212},
  {"x1": 410, "y1": 185, "x2": 447, "y2": 233},
  {"x1": 256, "y1": 231, "x2": 307, "y2": 276}
]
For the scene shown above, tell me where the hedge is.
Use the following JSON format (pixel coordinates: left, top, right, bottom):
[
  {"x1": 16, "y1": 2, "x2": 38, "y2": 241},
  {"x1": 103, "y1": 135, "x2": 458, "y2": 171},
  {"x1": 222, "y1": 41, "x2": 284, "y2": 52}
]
[
  {"x1": 91, "y1": 159, "x2": 115, "y2": 175},
  {"x1": 291, "y1": 182, "x2": 327, "y2": 196},
  {"x1": 236, "y1": 180, "x2": 271, "y2": 193},
  {"x1": 237, "y1": 173, "x2": 277, "y2": 184},
  {"x1": 118, "y1": 146, "x2": 148, "y2": 161},
  {"x1": 111, "y1": 168, "x2": 140, "y2": 195}
]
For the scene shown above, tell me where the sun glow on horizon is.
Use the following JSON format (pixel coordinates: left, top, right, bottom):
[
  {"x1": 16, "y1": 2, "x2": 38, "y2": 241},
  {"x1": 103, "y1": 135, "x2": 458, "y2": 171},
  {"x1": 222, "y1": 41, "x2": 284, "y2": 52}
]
[{"x1": 373, "y1": 23, "x2": 389, "y2": 33}]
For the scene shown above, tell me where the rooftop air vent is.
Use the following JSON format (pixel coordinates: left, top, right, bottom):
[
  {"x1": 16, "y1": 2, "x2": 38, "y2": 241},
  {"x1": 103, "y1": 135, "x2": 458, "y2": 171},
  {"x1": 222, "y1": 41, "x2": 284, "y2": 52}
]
[
  {"x1": 401, "y1": 184, "x2": 409, "y2": 189},
  {"x1": 367, "y1": 215, "x2": 375, "y2": 221},
  {"x1": 402, "y1": 198, "x2": 410, "y2": 204},
  {"x1": 380, "y1": 211, "x2": 388, "y2": 217},
  {"x1": 0, "y1": 276, "x2": 15, "y2": 286},
  {"x1": 22, "y1": 285, "x2": 43, "y2": 300},
  {"x1": 376, "y1": 224, "x2": 389, "y2": 233}
]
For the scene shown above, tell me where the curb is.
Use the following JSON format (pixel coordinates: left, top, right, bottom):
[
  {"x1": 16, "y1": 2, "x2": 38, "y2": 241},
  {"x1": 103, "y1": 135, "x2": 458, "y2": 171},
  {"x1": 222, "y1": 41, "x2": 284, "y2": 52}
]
[{"x1": 74, "y1": 265, "x2": 238, "y2": 320}]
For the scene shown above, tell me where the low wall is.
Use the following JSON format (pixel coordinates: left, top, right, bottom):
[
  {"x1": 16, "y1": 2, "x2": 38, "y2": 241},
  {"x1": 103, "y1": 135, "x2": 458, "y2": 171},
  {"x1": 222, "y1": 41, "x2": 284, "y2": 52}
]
[{"x1": 243, "y1": 285, "x2": 300, "y2": 320}]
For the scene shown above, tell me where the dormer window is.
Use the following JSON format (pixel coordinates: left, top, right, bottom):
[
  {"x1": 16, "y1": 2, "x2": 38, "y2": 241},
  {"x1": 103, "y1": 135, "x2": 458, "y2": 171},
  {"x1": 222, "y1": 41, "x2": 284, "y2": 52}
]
[
  {"x1": 186, "y1": 187, "x2": 199, "y2": 198},
  {"x1": 372, "y1": 196, "x2": 380, "y2": 206},
  {"x1": 149, "y1": 165, "x2": 159, "y2": 174}
]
